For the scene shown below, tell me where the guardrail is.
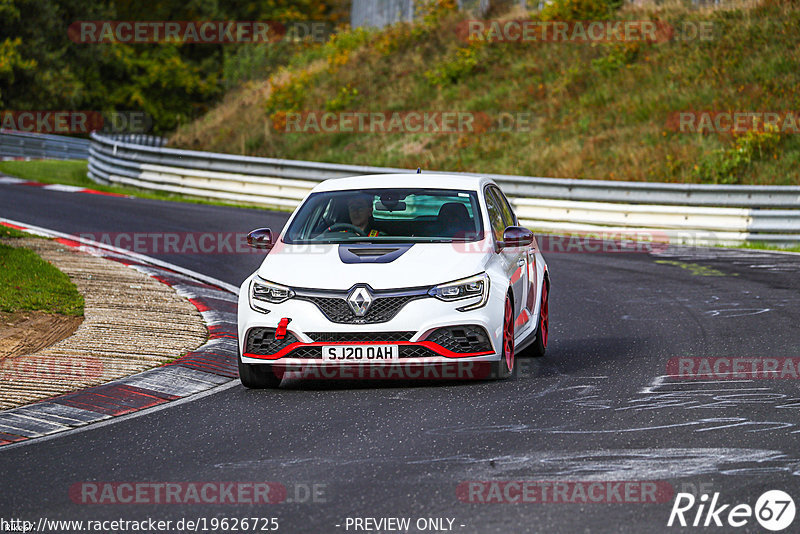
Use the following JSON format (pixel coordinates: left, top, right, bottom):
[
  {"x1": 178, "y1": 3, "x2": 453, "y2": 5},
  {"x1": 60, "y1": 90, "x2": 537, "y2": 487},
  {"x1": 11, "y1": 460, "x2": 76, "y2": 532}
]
[
  {"x1": 88, "y1": 132, "x2": 800, "y2": 246},
  {"x1": 0, "y1": 130, "x2": 90, "y2": 160}
]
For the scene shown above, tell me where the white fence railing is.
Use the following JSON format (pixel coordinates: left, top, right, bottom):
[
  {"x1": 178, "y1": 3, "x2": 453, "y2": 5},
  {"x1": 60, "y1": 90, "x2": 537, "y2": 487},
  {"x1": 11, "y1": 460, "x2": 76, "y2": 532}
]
[
  {"x1": 0, "y1": 130, "x2": 90, "y2": 160},
  {"x1": 87, "y1": 132, "x2": 800, "y2": 246}
]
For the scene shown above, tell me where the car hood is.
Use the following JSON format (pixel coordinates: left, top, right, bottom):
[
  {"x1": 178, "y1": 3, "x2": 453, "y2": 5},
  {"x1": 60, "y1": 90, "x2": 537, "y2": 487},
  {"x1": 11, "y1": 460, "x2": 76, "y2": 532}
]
[{"x1": 257, "y1": 241, "x2": 489, "y2": 290}]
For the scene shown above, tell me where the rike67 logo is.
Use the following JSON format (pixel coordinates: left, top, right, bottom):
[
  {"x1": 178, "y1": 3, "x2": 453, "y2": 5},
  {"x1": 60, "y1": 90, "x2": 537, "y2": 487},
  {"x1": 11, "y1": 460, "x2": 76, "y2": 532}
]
[{"x1": 667, "y1": 490, "x2": 795, "y2": 531}]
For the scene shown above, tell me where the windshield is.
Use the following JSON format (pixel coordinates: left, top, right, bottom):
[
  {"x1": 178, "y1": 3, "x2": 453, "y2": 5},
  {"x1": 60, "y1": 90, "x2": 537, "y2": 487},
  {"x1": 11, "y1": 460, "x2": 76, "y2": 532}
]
[{"x1": 284, "y1": 188, "x2": 484, "y2": 244}]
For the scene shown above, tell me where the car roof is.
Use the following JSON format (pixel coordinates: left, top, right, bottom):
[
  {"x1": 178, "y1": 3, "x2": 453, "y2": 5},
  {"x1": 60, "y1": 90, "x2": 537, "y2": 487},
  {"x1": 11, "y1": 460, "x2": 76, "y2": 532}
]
[{"x1": 310, "y1": 173, "x2": 493, "y2": 193}]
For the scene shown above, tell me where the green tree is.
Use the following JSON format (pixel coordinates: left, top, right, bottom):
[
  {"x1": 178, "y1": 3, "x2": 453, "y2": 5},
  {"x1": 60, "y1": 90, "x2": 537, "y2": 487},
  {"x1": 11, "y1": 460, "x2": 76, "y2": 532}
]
[{"x1": 0, "y1": 0, "x2": 346, "y2": 134}]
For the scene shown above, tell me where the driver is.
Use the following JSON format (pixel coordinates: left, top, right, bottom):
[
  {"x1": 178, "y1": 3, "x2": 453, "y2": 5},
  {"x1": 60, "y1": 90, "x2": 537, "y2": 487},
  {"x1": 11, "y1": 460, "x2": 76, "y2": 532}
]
[
  {"x1": 320, "y1": 194, "x2": 386, "y2": 237},
  {"x1": 328, "y1": 194, "x2": 383, "y2": 237},
  {"x1": 347, "y1": 195, "x2": 376, "y2": 235}
]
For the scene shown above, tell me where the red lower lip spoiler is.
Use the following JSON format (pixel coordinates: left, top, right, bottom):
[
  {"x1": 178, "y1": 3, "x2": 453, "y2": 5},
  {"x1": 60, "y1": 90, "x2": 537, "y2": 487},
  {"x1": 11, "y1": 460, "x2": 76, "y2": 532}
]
[{"x1": 244, "y1": 340, "x2": 493, "y2": 360}]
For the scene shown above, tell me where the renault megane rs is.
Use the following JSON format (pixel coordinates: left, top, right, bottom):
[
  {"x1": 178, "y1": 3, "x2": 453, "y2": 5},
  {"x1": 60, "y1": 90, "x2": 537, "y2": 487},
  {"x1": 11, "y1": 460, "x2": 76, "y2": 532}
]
[{"x1": 237, "y1": 173, "x2": 549, "y2": 388}]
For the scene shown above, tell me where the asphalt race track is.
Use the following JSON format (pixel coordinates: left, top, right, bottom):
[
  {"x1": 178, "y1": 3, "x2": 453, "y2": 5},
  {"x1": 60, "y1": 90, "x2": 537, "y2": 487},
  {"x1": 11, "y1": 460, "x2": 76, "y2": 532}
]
[{"x1": 2, "y1": 182, "x2": 800, "y2": 533}]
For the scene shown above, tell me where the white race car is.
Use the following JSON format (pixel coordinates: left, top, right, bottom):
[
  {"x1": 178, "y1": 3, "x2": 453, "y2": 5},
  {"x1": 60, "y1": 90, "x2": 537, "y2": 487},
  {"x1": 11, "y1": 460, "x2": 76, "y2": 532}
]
[{"x1": 237, "y1": 173, "x2": 549, "y2": 388}]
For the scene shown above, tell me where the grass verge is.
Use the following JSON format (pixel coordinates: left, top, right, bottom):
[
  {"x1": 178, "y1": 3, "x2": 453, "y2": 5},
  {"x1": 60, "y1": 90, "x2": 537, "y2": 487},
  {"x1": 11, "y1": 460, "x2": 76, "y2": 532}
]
[
  {"x1": 0, "y1": 225, "x2": 30, "y2": 239},
  {"x1": 0, "y1": 160, "x2": 280, "y2": 211},
  {"x1": 0, "y1": 160, "x2": 89, "y2": 187},
  {"x1": 728, "y1": 241, "x2": 800, "y2": 253},
  {"x1": 0, "y1": 241, "x2": 84, "y2": 316}
]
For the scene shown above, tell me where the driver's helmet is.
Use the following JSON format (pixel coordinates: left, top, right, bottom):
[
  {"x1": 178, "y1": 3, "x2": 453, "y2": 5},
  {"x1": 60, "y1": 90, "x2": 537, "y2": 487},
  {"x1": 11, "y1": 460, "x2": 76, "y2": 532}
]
[
  {"x1": 344, "y1": 193, "x2": 374, "y2": 220},
  {"x1": 346, "y1": 193, "x2": 373, "y2": 209}
]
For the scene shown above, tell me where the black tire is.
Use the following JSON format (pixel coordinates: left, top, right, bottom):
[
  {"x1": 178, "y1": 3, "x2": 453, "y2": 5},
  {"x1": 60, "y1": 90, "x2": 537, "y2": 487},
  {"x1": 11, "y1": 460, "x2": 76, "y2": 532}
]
[
  {"x1": 491, "y1": 294, "x2": 516, "y2": 379},
  {"x1": 527, "y1": 279, "x2": 549, "y2": 358},
  {"x1": 238, "y1": 351, "x2": 283, "y2": 389}
]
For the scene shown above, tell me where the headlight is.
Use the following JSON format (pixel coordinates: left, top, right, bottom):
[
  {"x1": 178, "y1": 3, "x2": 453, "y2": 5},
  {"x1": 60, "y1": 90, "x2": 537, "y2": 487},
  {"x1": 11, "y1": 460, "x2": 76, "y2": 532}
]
[
  {"x1": 249, "y1": 276, "x2": 294, "y2": 312},
  {"x1": 428, "y1": 272, "x2": 490, "y2": 311}
]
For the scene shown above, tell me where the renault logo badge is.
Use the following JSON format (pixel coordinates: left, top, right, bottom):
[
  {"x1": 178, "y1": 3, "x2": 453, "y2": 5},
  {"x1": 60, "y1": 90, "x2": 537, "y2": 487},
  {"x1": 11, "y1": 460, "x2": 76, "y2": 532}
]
[{"x1": 347, "y1": 286, "x2": 373, "y2": 317}]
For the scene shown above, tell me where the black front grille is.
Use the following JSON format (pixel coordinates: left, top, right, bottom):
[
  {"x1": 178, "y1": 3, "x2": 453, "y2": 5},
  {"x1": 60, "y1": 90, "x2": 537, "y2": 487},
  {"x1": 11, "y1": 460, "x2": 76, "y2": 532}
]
[
  {"x1": 426, "y1": 326, "x2": 493, "y2": 353},
  {"x1": 303, "y1": 296, "x2": 351, "y2": 322},
  {"x1": 399, "y1": 346, "x2": 440, "y2": 358},
  {"x1": 370, "y1": 296, "x2": 421, "y2": 322},
  {"x1": 246, "y1": 326, "x2": 492, "y2": 360},
  {"x1": 299, "y1": 294, "x2": 425, "y2": 324},
  {"x1": 306, "y1": 332, "x2": 414, "y2": 343},
  {"x1": 245, "y1": 328, "x2": 299, "y2": 356},
  {"x1": 286, "y1": 347, "x2": 321, "y2": 359},
  {"x1": 286, "y1": 345, "x2": 439, "y2": 359}
]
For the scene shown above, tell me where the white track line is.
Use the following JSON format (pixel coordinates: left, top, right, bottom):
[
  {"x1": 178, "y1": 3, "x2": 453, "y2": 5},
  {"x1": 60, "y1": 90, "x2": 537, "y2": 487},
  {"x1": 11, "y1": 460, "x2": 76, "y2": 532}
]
[
  {"x1": 0, "y1": 217, "x2": 243, "y2": 452},
  {"x1": 0, "y1": 217, "x2": 239, "y2": 294},
  {"x1": 0, "y1": 381, "x2": 241, "y2": 453}
]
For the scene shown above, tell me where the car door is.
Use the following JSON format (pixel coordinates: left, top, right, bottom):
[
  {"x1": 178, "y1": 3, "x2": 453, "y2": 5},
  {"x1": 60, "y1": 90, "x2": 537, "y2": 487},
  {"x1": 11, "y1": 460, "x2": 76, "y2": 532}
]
[
  {"x1": 490, "y1": 186, "x2": 536, "y2": 320},
  {"x1": 485, "y1": 186, "x2": 527, "y2": 323}
]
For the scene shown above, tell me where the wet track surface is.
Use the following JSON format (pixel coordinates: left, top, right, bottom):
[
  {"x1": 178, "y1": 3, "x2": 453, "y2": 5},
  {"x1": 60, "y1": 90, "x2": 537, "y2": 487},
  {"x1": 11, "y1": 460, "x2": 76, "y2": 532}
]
[{"x1": 1, "y1": 182, "x2": 799, "y2": 533}]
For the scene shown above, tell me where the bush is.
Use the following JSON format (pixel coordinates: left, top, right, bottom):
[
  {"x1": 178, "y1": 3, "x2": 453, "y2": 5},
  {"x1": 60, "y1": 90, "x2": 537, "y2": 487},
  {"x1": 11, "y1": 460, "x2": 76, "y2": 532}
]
[
  {"x1": 325, "y1": 84, "x2": 359, "y2": 111},
  {"x1": 540, "y1": 0, "x2": 623, "y2": 21},
  {"x1": 424, "y1": 41, "x2": 487, "y2": 86},
  {"x1": 693, "y1": 125, "x2": 782, "y2": 184},
  {"x1": 266, "y1": 71, "x2": 313, "y2": 114},
  {"x1": 223, "y1": 43, "x2": 297, "y2": 89},
  {"x1": 591, "y1": 42, "x2": 641, "y2": 74}
]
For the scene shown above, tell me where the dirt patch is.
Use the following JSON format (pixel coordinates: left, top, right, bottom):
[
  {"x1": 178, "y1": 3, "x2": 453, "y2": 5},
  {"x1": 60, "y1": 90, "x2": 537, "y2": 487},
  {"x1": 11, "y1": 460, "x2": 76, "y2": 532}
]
[
  {"x1": 0, "y1": 237, "x2": 207, "y2": 410},
  {"x1": 0, "y1": 310, "x2": 83, "y2": 360}
]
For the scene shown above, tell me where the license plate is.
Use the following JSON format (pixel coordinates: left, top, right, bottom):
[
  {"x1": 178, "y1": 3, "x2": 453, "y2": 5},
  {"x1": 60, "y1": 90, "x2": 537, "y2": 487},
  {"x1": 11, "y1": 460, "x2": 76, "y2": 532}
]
[{"x1": 322, "y1": 345, "x2": 399, "y2": 361}]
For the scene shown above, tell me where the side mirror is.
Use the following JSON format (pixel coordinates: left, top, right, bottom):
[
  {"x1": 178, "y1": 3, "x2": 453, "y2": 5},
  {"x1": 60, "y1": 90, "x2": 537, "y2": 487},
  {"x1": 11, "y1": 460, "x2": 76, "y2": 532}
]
[
  {"x1": 247, "y1": 228, "x2": 274, "y2": 250},
  {"x1": 500, "y1": 226, "x2": 533, "y2": 249}
]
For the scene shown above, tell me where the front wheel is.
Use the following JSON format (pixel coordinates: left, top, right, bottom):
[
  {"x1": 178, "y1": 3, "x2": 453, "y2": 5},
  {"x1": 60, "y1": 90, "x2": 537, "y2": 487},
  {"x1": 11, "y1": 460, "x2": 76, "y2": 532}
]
[
  {"x1": 491, "y1": 294, "x2": 516, "y2": 379},
  {"x1": 238, "y1": 351, "x2": 283, "y2": 389}
]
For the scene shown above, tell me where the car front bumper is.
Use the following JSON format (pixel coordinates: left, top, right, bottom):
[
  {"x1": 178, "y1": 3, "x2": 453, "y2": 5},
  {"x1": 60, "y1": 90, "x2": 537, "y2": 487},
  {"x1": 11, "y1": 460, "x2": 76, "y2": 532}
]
[{"x1": 237, "y1": 275, "x2": 506, "y2": 367}]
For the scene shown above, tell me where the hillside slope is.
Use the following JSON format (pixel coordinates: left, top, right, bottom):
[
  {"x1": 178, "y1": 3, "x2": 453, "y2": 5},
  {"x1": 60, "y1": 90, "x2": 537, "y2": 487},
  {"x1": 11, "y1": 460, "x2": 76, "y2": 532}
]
[{"x1": 171, "y1": 0, "x2": 800, "y2": 185}]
